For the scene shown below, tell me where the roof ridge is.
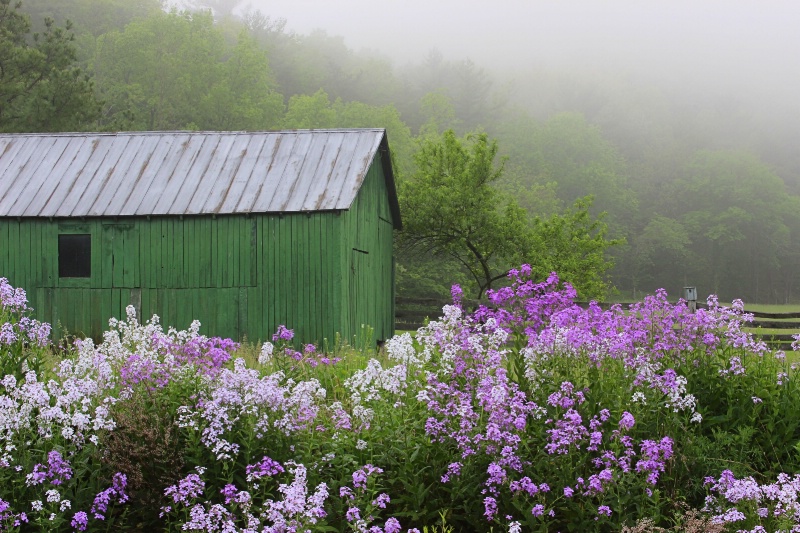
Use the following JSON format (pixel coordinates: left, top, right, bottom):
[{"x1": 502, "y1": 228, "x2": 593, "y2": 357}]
[{"x1": 0, "y1": 128, "x2": 386, "y2": 138}]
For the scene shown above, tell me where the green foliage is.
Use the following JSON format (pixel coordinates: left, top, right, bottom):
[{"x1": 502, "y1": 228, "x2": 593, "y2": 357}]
[
  {"x1": 399, "y1": 130, "x2": 532, "y2": 298},
  {"x1": 197, "y1": 30, "x2": 284, "y2": 130},
  {"x1": 497, "y1": 111, "x2": 637, "y2": 233},
  {"x1": 19, "y1": 0, "x2": 161, "y2": 37},
  {"x1": 282, "y1": 89, "x2": 336, "y2": 129},
  {"x1": 399, "y1": 130, "x2": 620, "y2": 299},
  {"x1": 92, "y1": 10, "x2": 284, "y2": 131},
  {"x1": 531, "y1": 196, "x2": 623, "y2": 300},
  {"x1": 102, "y1": 385, "x2": 188, "y2": 529},
  {"x1": 397, "y1": 50, "x2": 499, "y2": 134},
  {"x1": 624, "y1": 215, "x2": 693, "y2": 299},
  {"x1": 657, "y1": 150, "x2": 800, "y2": 301},
  {"x1": 17, "y1": 0, "x2": 160, "y2": 64},
  {"x1": 0, "y1": 0, "x2": 99, "y2": 132},
  {"x1": 417, "y1": 90, "x2": 459, "y2": 137}
]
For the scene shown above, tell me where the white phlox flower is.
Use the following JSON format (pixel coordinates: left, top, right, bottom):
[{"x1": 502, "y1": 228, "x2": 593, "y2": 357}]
[{"x1": 259, "y1": 342, "x2": 274, "y2": 365}]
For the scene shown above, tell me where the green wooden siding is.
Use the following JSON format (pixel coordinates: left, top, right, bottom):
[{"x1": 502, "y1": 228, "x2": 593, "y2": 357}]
[
  {"x1": 0, "y1": 158, "x2": 395, "y2": 345},
  {"x1": 339, "y1": 153, "x2": 396, "y2": 343}
]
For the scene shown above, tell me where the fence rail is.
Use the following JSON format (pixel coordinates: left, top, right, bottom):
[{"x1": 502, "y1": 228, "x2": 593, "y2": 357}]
[{"x1": 394, "y1": 298, "x2": 800, "y2": 349}]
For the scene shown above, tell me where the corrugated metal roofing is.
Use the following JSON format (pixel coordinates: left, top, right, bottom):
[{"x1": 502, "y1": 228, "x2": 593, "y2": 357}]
[{"x1": 0, "y1": 129, "x2": 400, "y2": 225}]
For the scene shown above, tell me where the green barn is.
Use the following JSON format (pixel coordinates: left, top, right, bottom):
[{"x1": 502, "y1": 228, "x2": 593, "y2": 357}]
[{"x1": 0, "y1": 129, "x2": 401, "y2": 345}]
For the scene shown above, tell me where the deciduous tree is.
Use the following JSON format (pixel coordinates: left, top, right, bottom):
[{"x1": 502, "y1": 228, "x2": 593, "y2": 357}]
[
  {"x1": 399, "y1": 130, "x2": 528, "y2": 298},
  {"x1": 399, "y1": 130, "x2": 620, "y2": 299},
  {"x1": 92, "y1": 10, "x2": 283, "y2": 131}
]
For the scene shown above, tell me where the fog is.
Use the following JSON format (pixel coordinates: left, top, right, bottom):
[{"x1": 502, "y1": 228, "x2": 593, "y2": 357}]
[
  {"x1": 230, "y1": 0, "x2": 800, "y2": 302},
  {"x1": 243, "y1": 0, "x2": 800, "y2": 100}
]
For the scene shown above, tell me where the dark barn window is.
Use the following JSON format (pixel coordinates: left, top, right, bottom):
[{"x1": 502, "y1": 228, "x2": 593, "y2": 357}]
[{"x1": 58, "y1": 234, "x2": 91, "y2": 278}]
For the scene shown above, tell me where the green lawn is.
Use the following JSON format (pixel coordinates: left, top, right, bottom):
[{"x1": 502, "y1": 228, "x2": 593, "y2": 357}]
[{"x1": 741, "y1": 303, "x2": 800, "y2": 313}]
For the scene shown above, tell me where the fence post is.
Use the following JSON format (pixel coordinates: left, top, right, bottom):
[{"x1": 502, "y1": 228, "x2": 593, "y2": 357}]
[{"x1": 684, "y1": 286, "x2": 697, "y2": 312}]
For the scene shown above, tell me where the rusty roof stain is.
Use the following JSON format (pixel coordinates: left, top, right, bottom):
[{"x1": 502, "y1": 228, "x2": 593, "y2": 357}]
[{"x1": 0, "y1": 129, "x2": 400, "y2": 228}]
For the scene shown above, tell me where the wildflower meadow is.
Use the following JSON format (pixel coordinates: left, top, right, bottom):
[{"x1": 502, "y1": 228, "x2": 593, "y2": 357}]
[{"x1": 2, "y1": 267, "x2": 800, "y2": 532}]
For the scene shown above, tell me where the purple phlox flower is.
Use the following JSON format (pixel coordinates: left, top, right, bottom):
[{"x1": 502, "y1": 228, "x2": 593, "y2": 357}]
[
  {"x1": 486, "y1": 462, "x2": 506, "y2": 487},
  {"x1": 510, "y1": 477, "x2": 539, "y2": 497},
  {"x1": 246, "y1": 456, "x2": 284, "y2": 482},
  {"x1": 384, "y1": 517, "x2": 402, "y2": 533},
  {"x1": 150, "y1": 335, "x2": 237, "y2": 379},
  {"x1": 372, "y1": 493, "x2": 390, "y2": 509},
  {"x1": 636, "y1": 437, "x2": 674, "y2": 485},
  {"x1": 0, "y1": 277, "x2": 30, "y2": 312},
  {"x1": 651, "y1": 369, "x2": 679, "y2": 395},
  {"x1": 719, "y1": 356, "x2": 746, "y2": 376},
  {"x1": 441, "y1": 462, "x2": 462, "y2": 483},
  {"x1": 619, "y1": 411, "x2": 635, "y2": 431},
  {"x1": 531, "y1": 504, "x2": 545, "y2": 517},
  {"x1": 91, "y1": 473, "x2": 128, "y2": 520},
  {"x1": 119, "y1": 353, "x2": 168, "y2": 388},
  {"x1": 17, "y1": 316, "x2": 51, "y2": 346},
  {"x1": 165, "y1": 473, "x2": 205, "y2": 505},
  {"x1": 0, "y1": 322, "x2": 17, "y2": 345},
  {"x1": 0, "y1": 499, "x2": 28, "y2": 530},
  {"x1": 27, "y1": 451, "x2": 73, "y2": 487},
  {"x1": 26, "y1": 464, "x2": 47, "y2": 486},
  {"x1": 330, "y1": 402, "x2": 352, "y2": 430},
  {"x1": 546, "y1": 408, "x2": 588, "y2": 454},
  {"x1": 597, "y1": 505, "x2": 612, "y2": 517},
  {"x1": 272, "y1": 325, "x2": 295, "y2": 342},
  {"x1": 587, "y1": 430, "x2": 603, "y2": 451},
  {"x1": 71, "y1": 511, "x2": 88, "y2": 531},
  {"x1": 451, "y1": 284, "x2": 463, "y2": 306},
  {"x1": 220, "y1": 484, "x2": 238, "y2": 504},
  {"x1": 346, "y1": 506, "x2": 361, "y2": 522},
  {"x1": 583, "y1": 469, "x2": 614, "y2": 496},
  {"x1": 352, "y1": 464, "x2": 383, "y2": 490},
  {"x1": 701, "y1": 469, "x2": 800, "y2": 520},
  {"x1": 477, "y1": 268, "x2": 576, "y2": 334},
  {"x1": 182, "y1": 503, "x2": 236, "y2": 531},
  {"x1": 47, "y1": 451, "x2": 73, "y2": 483},
  {"x1": 483, "y1": 496, "x2": 498, "y2": 520}
]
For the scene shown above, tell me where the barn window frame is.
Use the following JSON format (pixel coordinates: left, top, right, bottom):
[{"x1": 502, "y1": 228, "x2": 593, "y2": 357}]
[{"x1": 56, "y1": 224, "x2": 94, "y2": 287}]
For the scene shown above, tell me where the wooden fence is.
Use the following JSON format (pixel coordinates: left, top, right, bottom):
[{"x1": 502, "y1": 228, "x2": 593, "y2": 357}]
[{"x1": 395, "y1": 298, "x2": 800, "y2": 350}]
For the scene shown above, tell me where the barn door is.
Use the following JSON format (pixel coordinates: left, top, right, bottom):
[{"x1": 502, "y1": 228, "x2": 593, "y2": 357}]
[{"x1": 350, "y1": 249, "x2": 370, "y2": 337}]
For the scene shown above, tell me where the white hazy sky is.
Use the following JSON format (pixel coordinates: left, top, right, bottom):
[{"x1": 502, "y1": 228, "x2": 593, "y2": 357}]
[
  {"x1": 238, "y1": 0, "x2": 800, "y2": 103},
  {"x1": 242, "y1": 1, "x2": 798, "y2": 64}
]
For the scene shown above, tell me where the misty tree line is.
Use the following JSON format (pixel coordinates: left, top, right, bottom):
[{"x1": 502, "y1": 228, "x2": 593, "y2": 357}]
[{"x1": 4, "y1": 0, "x2": 800, "y2": 303}]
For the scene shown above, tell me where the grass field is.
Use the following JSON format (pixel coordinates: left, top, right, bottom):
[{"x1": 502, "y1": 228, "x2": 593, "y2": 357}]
[{"x1": 740, "y1": 303, "x2": 800, "y2": 313}]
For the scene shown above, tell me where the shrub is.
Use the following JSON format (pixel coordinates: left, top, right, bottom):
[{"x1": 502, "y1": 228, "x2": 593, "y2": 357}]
[{"x1": 3, "y1": 270, "x2": 800, "y2": 531}]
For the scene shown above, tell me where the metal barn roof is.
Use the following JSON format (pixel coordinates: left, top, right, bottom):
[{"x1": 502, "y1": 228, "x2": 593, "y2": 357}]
[{"x1": 0, "y1": 129, "x2": 400, "y2": 225}]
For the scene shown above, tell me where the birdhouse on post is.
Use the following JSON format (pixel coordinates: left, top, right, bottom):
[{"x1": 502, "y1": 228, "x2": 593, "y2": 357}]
[{"x1": 684, "y1": 286, "x2": 697, "y2": 312}]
